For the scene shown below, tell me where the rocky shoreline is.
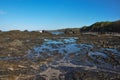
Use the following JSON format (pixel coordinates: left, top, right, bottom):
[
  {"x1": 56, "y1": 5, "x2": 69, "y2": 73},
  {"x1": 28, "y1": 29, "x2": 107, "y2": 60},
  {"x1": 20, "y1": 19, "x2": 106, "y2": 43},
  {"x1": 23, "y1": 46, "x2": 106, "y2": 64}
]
[{"x1": 0, "y1": 30, "x2": 120, "y2": 80}]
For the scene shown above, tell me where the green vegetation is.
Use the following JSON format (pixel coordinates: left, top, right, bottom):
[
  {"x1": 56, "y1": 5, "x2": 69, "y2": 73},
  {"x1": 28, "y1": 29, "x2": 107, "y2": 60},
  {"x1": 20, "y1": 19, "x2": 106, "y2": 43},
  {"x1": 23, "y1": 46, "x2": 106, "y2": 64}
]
[{"x1": 80, "y1": 20, "x2": 120, "y2": 33}]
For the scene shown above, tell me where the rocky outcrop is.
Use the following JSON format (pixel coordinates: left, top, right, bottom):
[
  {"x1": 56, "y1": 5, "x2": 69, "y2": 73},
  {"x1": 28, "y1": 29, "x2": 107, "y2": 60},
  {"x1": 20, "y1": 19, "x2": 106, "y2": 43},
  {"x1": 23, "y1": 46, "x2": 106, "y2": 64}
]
[{"x1": 0, "y1": 30, "x2": 120, "y2": 80}]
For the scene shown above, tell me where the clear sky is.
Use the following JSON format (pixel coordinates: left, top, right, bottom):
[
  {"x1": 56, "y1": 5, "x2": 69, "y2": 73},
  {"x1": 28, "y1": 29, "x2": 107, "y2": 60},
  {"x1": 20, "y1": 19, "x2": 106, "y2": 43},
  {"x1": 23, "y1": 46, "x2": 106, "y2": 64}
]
[{"x1": 0, "y1": 0, "x2": 120, "y2": 31}]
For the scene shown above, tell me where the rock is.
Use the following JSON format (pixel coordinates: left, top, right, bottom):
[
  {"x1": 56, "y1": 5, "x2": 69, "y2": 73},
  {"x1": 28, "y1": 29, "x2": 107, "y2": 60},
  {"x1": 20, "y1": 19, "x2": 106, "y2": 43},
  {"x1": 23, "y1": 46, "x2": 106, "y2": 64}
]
[
  {"x1": 8, "y1": 67, "x2": 14, "y2": 71},
  {"x1": 9, "y1": 40, "x2": 23, "y2": 47},
  {"x1": 35, "y1": 75, "x2": 46, "y2": 80},
  {"x1": 18, "y1": 65, "x2": 26, "y2": 68}
]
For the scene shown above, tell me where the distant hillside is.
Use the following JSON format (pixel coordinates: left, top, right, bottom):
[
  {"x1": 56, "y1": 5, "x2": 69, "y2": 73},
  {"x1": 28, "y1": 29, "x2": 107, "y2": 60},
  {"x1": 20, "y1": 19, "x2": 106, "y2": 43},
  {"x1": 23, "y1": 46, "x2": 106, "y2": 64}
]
[{"x1": 80, "y1": 20, "x2": 120, "y2": 33}]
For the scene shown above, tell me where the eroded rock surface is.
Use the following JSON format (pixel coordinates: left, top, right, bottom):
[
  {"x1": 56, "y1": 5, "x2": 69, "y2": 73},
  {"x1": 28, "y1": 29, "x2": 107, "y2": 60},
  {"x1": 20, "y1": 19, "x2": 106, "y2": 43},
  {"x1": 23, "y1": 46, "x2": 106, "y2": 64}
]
[{"x1": 0, "y1": 31, "x2": 120, "y2": 80}]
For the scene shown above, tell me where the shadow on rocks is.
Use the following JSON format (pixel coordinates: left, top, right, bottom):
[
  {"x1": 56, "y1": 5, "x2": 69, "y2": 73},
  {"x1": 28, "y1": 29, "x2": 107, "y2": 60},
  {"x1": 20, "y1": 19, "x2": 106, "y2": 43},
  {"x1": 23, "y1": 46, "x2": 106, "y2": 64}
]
[{"x1": 34, "y1": 75, "x2": 46, "y2": 80}]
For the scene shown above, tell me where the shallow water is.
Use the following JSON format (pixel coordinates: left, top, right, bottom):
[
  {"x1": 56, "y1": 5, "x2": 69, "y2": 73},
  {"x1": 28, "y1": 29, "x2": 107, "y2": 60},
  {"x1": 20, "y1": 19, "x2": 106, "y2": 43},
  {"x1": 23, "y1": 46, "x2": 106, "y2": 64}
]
[
  {"x1": 26, "y1": 37, "x2": 120, "y2": 71},
  {"x1": 0, "y1": 37, "x2": 120, "y2": 72}
]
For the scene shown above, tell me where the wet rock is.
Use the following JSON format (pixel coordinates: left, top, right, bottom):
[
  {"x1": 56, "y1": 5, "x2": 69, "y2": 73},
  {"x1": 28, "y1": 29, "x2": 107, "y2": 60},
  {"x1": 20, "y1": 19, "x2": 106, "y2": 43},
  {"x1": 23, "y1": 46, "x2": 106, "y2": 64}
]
[
  {"x1": 35, "y1": 75, "x2": 46, "y2": 80},
  {"x1": 0, "y1": 31, "x2": 120, "y2": 80}
]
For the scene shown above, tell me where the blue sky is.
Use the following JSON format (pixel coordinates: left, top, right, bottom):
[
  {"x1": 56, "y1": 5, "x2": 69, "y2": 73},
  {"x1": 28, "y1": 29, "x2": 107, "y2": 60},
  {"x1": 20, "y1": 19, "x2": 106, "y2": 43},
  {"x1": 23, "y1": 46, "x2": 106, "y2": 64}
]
[{"x1": 0, "y1": 0, "x2": 120, "y2": 31}]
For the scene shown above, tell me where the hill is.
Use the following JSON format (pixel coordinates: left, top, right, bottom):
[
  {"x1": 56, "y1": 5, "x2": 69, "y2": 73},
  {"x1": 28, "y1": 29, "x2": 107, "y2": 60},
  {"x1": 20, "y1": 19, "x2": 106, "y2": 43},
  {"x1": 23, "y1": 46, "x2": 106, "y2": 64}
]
[{"x1": 80, "y1": 20, "x2": 120, "y2": 33}]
